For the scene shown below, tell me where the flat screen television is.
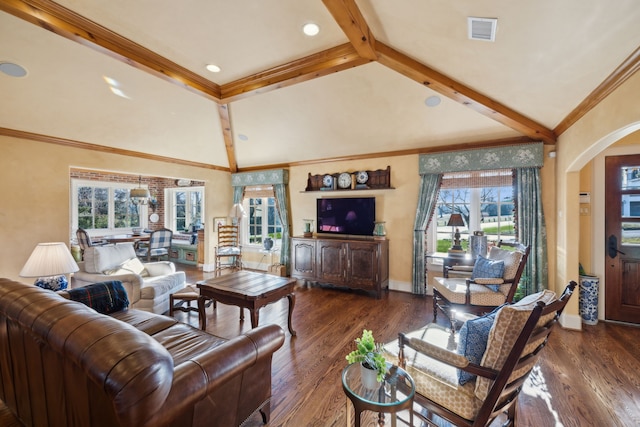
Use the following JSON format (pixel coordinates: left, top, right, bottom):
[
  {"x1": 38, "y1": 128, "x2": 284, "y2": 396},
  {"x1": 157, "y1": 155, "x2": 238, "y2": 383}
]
[{"x1": 317, "y1": 197, "x2": 375, "y2": 236}]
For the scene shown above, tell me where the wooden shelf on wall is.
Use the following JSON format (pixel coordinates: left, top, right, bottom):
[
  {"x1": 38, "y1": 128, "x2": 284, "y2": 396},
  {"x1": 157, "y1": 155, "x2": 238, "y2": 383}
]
[{"x1": 304, "y1": 166, "x2": 393, "y2": 192}]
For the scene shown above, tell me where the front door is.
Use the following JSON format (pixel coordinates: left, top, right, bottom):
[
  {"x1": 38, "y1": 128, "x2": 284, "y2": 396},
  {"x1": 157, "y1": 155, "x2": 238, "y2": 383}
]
[{"x1": 605, "y1": 155, "x2": 640, "y2": 324}]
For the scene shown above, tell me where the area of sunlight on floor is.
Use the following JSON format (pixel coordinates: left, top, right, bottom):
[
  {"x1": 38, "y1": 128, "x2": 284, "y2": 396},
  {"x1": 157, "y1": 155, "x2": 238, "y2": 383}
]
[{"x1": 521, "y1": 366, "x2": 564, "y2": 427}]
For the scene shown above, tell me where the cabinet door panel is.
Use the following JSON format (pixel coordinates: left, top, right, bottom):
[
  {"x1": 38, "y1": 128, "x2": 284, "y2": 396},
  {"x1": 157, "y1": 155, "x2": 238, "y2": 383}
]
[
  {"x1": 348, "y1": 243, "x2": 378, "y2": 289},
  {"x1": 291, "y1": 239, "x2": 316, "y2": 279},
  {"x1": 317, "y1": 241, "x2": 346, "y2": 284}
]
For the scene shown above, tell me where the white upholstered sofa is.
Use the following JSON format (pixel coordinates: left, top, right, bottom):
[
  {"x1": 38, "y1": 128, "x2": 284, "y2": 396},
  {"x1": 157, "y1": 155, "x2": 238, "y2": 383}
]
[{"x1": 73, "y1": 243, "x2": 186, "y2": 314}]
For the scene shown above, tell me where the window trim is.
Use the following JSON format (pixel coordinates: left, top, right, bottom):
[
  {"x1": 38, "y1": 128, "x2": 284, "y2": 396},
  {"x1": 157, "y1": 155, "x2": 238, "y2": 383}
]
[
  {"x1": 241, "y1": 197, "x2": 283, "y2": 249},
  {"x1": 165, "y1": 186, "x2": 205, "y2": 233},
  {"x1": 429, "y1": 185, "x2": 515, "y2": 251},
  {"x1": 71, "y1": 179, "x2": 147, "y2": 237}
]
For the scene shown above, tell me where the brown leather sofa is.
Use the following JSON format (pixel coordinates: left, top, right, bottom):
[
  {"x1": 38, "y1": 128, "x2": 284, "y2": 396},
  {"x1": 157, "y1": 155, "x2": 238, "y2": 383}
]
[{"x1": 0, "y1": 278, "x2": 285, "y2": 427}]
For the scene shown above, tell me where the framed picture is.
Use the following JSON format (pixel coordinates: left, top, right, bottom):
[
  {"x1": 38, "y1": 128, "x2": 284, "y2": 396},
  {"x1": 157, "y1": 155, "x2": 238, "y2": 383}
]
[{"x1": 214, "y1": 217, "x2": 227, "y2": 231}]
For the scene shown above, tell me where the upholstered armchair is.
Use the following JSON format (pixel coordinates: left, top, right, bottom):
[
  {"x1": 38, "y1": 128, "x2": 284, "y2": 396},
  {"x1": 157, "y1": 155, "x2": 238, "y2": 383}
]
[
  {"x1": 383, "y1": 282, "x2": 576, "y2": 427},
  {"x1": 433, "y1": 241, "x2": 530, "y2": 326}
]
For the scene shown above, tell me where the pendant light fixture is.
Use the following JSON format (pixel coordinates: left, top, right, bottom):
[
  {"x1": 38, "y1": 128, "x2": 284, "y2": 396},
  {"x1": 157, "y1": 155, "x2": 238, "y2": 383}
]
[{"x1": 130, "y1": 175, "x2": 150, "y2": 205}]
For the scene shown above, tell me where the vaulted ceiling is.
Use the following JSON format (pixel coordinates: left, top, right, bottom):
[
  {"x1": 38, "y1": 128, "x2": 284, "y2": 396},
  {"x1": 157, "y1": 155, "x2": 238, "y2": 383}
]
[{"x1": 1, "y1": 0, "x2": 639, "y2": 172}]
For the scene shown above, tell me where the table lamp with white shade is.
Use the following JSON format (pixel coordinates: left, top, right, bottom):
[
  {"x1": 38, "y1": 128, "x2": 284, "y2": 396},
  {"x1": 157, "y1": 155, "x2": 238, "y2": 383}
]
[{"x1": 20, "y1": 242, "x2": 79, "y2": 291}]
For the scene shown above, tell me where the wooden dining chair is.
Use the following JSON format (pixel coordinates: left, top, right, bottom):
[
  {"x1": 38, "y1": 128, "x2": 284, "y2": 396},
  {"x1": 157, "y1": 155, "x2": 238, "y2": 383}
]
[
  {"x1": 136, "y1": 228, "x2": 172, "y2": 261},
  {"x1": 215, "y1": 225, "x2": 242, "y2": 274},
  {"x1": 76, "y1": 228, "x2": 108, "y2": 259}
]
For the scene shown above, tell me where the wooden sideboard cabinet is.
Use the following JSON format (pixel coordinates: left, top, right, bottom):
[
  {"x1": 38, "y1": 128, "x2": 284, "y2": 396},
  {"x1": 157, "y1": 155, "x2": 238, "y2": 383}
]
[{"x1": 291, "y1": 236, "x2": 389, "y2": 298}]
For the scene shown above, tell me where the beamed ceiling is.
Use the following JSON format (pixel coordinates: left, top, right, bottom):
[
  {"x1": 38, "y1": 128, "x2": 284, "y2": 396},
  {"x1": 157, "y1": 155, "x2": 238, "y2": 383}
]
[{"x1": 1, "y1": 0, "x2": 639, "y2": 172}]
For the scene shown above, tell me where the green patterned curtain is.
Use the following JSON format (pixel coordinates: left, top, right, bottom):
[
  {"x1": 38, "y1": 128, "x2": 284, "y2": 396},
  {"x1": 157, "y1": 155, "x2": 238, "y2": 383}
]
[
  {"x1": 233, "y1": 186, "x2": 244, "y2": 204},
  {"x1": 412, "y1": 174, "x2": 442, "y2": 294},
  {"x1": 273, "y1": 183, "x2": 291, "y2": 275},
  {"x1": 515, "y1": 167, "x2": 548, "y2": 295},
  {"x1": 417, "y1": 143, "x2": 545, "y2": 296}
]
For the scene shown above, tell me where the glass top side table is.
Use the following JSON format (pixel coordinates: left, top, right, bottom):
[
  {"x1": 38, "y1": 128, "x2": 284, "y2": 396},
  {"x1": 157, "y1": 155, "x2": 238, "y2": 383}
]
[{"x1": 342, "y1": 362, "x2": 415, "y2": 426}]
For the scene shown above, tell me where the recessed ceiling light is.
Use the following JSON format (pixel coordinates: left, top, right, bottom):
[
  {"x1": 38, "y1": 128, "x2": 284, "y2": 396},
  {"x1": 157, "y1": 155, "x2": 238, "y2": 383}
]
[
  {"x1": 238, "y1": 134, "x2": 249, "y2": 141},
  {"x1": 302, "y1": 23, "x2": 320, "y2": 37},
  {"x1": 206, "y1": 64, "x2": 221, "y2": 73},
  {"x1": 0, "y1": 62, "x2": 27, "y2": 78},
  {"x1": 425, "y1": 96, "x2": 441, "y2": 107}
]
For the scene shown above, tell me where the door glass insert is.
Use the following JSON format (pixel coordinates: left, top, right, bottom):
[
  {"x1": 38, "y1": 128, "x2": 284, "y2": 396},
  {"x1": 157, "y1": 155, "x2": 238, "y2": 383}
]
[
  {"x1": 621, "y1": 222, "x2": 640, "y2": 245},
  {"x1": 621, "y1": 166, "x2": 640, "y2": 190},
  {"x1": 621, "y1": 195, "x2": 640, "y2": 218}
]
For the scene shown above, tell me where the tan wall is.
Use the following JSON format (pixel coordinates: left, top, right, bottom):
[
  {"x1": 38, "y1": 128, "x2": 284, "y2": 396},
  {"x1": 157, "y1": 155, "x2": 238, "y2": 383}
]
[
  {"x1": 556, "y1": 69, "x2": 640, "y2": 328},
  {"x1": 579, "y1": 161, "x2": 593, "y2": 275},
  {"x1": 0, "y1": 135, "x2": 232, "y2": 281}
]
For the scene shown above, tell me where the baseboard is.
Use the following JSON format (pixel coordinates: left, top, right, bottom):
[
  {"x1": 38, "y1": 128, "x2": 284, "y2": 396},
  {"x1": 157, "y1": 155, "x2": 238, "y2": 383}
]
[
  {"x1": 388, "y1": 279, "x2": 412, "y2": 294},
  {"x1": 201, "y1": 263, "x2": 216, "y2": 272},
  {"x1": 559, "y1": 313, "x2": 582, "y2": 330}
]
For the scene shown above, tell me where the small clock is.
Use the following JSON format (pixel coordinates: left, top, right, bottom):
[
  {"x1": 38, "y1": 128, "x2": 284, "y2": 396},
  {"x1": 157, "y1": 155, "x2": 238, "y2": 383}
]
[
  {"x1": 323, "y1": 174, "x2": 333, "y2": 187},
  {"x1": 338, "y1": 172, "x2": 352, "y2": 189},
  {"x1": 356, "y1": 171, "x2": 369, "y2": 184}
]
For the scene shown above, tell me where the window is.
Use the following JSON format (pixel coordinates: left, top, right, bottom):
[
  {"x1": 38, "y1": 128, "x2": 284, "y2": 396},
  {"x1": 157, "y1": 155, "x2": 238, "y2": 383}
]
[
  {"x1": 429, "y1": 170, "x2": 515, "y2": 252},
  {"x1": 244, "y1": 197, "x2": 282, "y2": 247},
  {"x1": 72, "y1": 180, "x2": 144, "y2": 233},
  {"x1": 167, "y1": 187, "x2": 204, "y2": 232}
]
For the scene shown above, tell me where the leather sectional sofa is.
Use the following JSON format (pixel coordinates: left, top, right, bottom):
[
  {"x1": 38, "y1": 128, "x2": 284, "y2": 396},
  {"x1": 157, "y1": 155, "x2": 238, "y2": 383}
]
[{"x1": 0, "y1": 278, "x2": 285, "y2": 426}]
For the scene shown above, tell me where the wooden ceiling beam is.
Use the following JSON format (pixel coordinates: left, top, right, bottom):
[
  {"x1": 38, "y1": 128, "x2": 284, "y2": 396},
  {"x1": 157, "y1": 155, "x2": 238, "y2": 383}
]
[
  {"x1": 0, "y1": 127, "x2": 228, "y2": 171},
  {"x1": 0, "y1": 0, "x2": 221, "y2": 101},
  {"x1": 217, "y1": 104, "x2": 238, "y2": 173},
  {"x1": 322, "y1": 0, "x2": 377, "y2": 60},
  {"x1": 376, "y1": 42, "x2": 557, "y2": 144},
  {"x1": 220, "y1": 44, "x2": 371, "y2": 102},
  {"x1": 555, "y1": 45, "x2": 640, "y2": 136}
]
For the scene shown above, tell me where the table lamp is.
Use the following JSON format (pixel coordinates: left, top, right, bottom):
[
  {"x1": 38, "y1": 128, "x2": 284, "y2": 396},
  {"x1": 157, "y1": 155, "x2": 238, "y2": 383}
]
[
  {"x1": 20, "y1": 242, "x2": 79, "y2": 291},
  {"x1": 447, "y1": 213, "x2": 465, "y2": 252}
]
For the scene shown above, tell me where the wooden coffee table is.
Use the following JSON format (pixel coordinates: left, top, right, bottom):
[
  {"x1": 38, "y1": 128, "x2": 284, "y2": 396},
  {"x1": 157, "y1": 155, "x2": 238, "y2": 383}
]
[{"x1": 197, "y1": 270, "x2": 297, "y2": 335}]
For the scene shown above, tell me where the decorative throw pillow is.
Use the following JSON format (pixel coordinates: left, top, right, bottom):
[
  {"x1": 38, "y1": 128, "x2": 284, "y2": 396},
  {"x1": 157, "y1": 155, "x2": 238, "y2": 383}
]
[
  {"x1": 475, "y1": 290, "x2": 556, "y2": 400},
  {"x1": 104, "y1": 257, "x2": 147, "y2": 276},
  {"x1": 456, "y1": 304, "x2": 505, "y2": 385},
  {"x1": 488, "y1": 247, "x2": 523, "y2": 281},
  {"x1": 66, "y1": 281, "x2": 129, "y2": 315},
  {"x1": 471, "y1": 256, "x2": 505, "y2": 291}
]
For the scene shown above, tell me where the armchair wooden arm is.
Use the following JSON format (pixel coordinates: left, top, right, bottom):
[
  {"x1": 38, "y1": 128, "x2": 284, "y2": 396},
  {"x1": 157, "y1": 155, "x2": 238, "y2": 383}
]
[{"x1": 398, "y1": 333, "x2": 499, "y2": 380}]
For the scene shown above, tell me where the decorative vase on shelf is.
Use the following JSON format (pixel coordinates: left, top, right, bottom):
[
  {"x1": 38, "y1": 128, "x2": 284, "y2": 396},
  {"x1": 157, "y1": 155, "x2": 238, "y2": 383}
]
[
  {"x1": 360, "y1": 363, "x2": 380, "y2": 389},
  {"x1": 373, "y1": 221, "x2": 386, "y2": 240},
  {"x1": 302, "y1": 219, "x2": 314, "y2": 238}
]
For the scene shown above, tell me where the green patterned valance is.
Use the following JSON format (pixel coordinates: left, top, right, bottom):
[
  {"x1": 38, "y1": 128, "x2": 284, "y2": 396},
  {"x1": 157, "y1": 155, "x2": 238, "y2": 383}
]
[
  {"x1": 231, "y1": 169, "x2": 289, "y2": 187},
  {"x1": 419, "y1": 143, "x2": 543, "y2": 174}
]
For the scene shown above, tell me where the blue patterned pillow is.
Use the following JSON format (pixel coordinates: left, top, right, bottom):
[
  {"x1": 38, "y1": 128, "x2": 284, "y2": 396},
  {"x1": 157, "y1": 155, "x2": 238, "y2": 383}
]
[
  {"x1": 66, "y1": 280, "x2": 129, "y2": 315},
  {"x1": 471, "y1": 256, "x2": 505, "y2": 291},
  {"x1": 457, "y1": 305, "x2": 504, "y2": 385}
]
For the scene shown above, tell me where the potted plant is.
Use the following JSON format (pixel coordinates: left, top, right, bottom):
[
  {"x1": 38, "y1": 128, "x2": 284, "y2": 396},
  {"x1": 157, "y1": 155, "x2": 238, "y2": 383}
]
[{"x1": 345, "y1": 329, "x2": 388, "y2": 388}]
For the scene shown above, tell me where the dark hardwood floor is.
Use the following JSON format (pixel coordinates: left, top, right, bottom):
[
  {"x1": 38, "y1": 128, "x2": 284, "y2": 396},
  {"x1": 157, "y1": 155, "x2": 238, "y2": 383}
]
[{"x1": 180, "y1": 266, "x2": 640, "y2": 427}]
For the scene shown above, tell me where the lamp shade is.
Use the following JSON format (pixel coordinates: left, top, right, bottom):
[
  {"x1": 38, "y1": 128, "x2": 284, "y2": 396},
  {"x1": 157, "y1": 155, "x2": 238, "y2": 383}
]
[
  {"x1": 130, "y1": 175, "x2": 150, "y2": 204},
  {"x1": 229, "y1": 203, "x2": 247, "y2": 219},
  {"x1": 130, "y1": 187, "x2": 150, "y2": 199},
  {"x1": 447, "y1": 213, "x2": 465, "y2": 227},
  {"x1": 20, "y1": 242, "x2": 79, "y2": 278}
]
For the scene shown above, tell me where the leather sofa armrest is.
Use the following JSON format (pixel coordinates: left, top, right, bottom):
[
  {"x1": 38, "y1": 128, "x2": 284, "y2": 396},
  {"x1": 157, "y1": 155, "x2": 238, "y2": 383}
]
[
  {"x1": 144, "y1": 261, "x2": 176, "y2": 276},
  {"x1": 146, "y1": 324, "x2": 285, "y2": 425}
]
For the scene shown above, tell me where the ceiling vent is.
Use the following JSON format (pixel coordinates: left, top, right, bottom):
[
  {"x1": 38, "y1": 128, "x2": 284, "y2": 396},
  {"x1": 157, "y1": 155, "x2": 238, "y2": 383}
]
[{"x1": 468, "y1": 17, "x2": 498, "y2": 42}]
